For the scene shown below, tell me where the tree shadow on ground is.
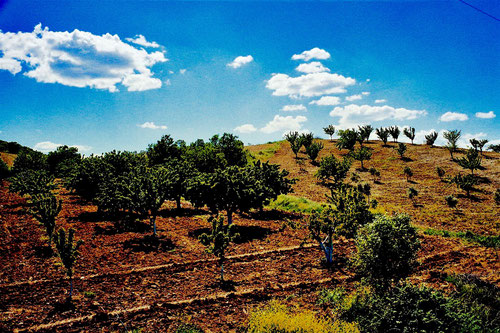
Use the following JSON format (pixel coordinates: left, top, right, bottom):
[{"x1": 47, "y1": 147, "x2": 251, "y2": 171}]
[
  {"x1": 32, "y1": 245, "x2": 54, "y2": 259},
  {"x1": 49, "y1": 298, "x2": 76, "y2": 316},
  {"x1": 189, "y1": 225, "x2": 274, "y2": 244},
  {"x1": 123, "y1": 234, "x2": 175, "y2": 253},
  {"x1": 402, "y1": 156, "x2": 413, "y2": 162},
  {"x1": 72, "y1": 210, "x2": 139, "y2": 223},
  {"x1": 94, "y1": 220, "x2": 151, "y2": 236},
  {"x1": 158, "y1": 207, "x2": 209, "y2": 218},
  {"x1": 244, "y1": 209, "x2": 302, "y2": 221},
  {"x1": 456, "y1": 194, "x2": 484, "y2": 202},
  {"x1": 475, "y1": 175, "x2": 491, "y2": 184},
  {"x1": 319, "y1": 255, "x2": 349, "y2": 272},
  {"x1": 207, "y1": 279, "x2": 238, "y2": 292}
]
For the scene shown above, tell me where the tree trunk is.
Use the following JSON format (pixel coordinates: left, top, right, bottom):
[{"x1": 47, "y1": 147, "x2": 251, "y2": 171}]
[
  {"x1": 150, "y1": 216, "x2": 157, "y2": 237},
  {"x1": 176, "y1": 197, "x2": 181, "y2": 211},
  {"x1": 220, "y1": 258, "x2": 224, "y2": 284},
  {"x1": 69, "y1": 276, "x2": 73, "y2": 300},
  {"x1": 227, "y1": 210, "x2": 233, "y2": 225}
]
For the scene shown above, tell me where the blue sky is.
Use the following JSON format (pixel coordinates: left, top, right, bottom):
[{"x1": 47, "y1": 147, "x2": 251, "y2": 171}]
[{"x1": 0, "y1": 0, "x2": 498, "y2": 154}]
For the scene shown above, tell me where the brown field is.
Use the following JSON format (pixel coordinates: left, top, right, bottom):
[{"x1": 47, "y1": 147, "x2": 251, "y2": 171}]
[
  {"x1": 0, "y1": 140, "x2": 499, "y2": 332},
  {"x1": 0, "y1": 152, "x2": 16, "y2": 168}
]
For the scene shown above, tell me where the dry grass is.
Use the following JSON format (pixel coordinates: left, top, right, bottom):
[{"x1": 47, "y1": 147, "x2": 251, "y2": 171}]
[{"x1": 0, "y1": 152, "x2": 16, "y2": 168}]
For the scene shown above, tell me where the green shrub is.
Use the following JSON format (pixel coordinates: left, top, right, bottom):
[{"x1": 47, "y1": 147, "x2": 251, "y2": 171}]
[
  {"x1": 267, "y1": 195, "x2": 323, "y2": 214},
  {"x1": 315, "y1": 155, "x2": 352, "y2": 188},
  {"x1": 0, "y1": 158, "x2": 10, "y2": 180},
  {"x1": 9, "y1": 170, "x2": 57, "y2": 197}
]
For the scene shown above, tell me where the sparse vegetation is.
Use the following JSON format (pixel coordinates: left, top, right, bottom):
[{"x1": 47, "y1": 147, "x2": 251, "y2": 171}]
[
  {"x1": 403, "y1": 166, "x2": 413, "y2": 181},
  {"x1": 53, "y1": 228, "x2": 83, "y2": 300},
  {"x1": 336, "y1": 129, "x2": 358, "y2": 152},
  {"x1": 403, "y1": 127, "x2": 415, "y2": 144},
  {"x1": 375, "y1": 127, "x2": 390, "y2": 146},
  {"x1": 425, "y1": 131, "x2": 438, "y2": 146},
  {"x1": 436, "y1": 166, "x2": 446, "y2": 180},
  {"x1": 444, "y1": 129, "x2": 461, "y2": 160},
  {"x1": 457, "y1": 148, "x2": 482, "y2": 175},
  {"x1": 407, "y1": 187, "x2": 418, "y2": 204},
  {"x1": 306, "y1": 141, "x2": 324, "y2": 164},
  {"x1": 445, "y1": 195, "x2": 458, "y2": 210},
  {"x1": 368, "y1": 167, "x2": 380, "y2": 183},
  {"x1": 350, "y1": 147, "x2": 371, "y2": 170},
  {"x1": 388, "y1": 126, "x2": 400, "y2": 143},
  {"x1": 323, "y1": 125, "x2": 336, "y2": 141},
  {"x1": 315, "y1": 155, "x2": 352, "y2": 188},
  {"x1": 395, "y1": 142, "x2": 407, "y2": 159}
]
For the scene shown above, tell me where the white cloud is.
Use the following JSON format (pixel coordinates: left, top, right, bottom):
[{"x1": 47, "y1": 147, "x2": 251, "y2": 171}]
[
  {"x1": 475, "y1": 111, "x2": 495, "y2": 119},
  {"x1": 179, "y1": 69, "x2": 187, "y2": 74},
  {"x1": 295, "y1": 61, "x2": 330, "y2": 74},
  {"x1": 234, "y1": 124, "x2": 257, "y2": 133},
  {"x1": 0, "y1": 24, "x2": 167, "y2": 92},
  {"x1": 366, "y1": 79, "x2": 371, "y2": 82},
  {"x1": 330, "y1": 104, "x2": 427, "y2": 127},
  {"x1": 346, "y1": 94, "x2": 363, "y2": 102},
  {"x1": 266, "y1": 72, "x2": 355, "y2": 98},
  {"x1": 374, "y1": 99, "x2": 387, "y2": 104},
  {"x1": 439, "y1": 112, "x2": 468, "y2": 122},
  {"x1": 281, "y1": 104, "x2": 307, "y2": 112},
  {"x1": 227, "y1": 55, "x2": 253, "y2": 69},
  {"x1": 34, "y1": 141, "x2": 91, "y2": 152},
  {"x1": 309, "y1": 96, "x2": 341, "y2": 106},
  {"x1": 125, "y1": 34, "x2": 160, "y2": 48},
  {"x1": 362, "y1": 91, "x2": 370, "y2": 96},
  {"x1": 260, "y1": 115, "x2": 307, "y2": 134},
  {"x1": 138, "y1": 121, "x2": 167, "y2": 130},
  {"x1": 292, "y1": 48, "x2": 330, "y2": 61}
]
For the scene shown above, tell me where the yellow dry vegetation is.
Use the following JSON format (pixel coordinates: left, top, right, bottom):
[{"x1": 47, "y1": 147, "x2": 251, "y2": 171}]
[{"x1": 248, "y1": 300, "x2": 359, "y2": 333}]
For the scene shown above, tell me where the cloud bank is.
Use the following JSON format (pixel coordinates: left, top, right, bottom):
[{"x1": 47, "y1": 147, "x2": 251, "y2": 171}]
[
  {"x1": 330, "y1": 104, "x2": 427, "y2": 127},
  {"x1": 0, "y1": 24, "x2": 167, "y2": 92},
  {"x1": 292, "y1": 48, "x2": 330, "y2": 61},
  {"x1": 439, "y1": 112, "x2": 468, "y2": 122}
]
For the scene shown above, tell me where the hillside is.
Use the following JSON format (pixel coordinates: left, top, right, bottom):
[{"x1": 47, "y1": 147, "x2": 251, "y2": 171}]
[{"x1": 0, "y1": 139, "x2": 498, "y2": 331}]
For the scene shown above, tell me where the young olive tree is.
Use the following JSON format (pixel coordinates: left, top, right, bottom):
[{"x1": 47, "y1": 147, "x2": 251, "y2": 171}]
[
  {"x1": 308, "y1": 185, "x2": 373, "y2": 264},
  {"x1": 407, "y1": 187, "x2": 418, "y2": 205},
  {"x1": 54, "y1": 228, "x2": 83, "y2": 300},
  {"x1": 469, "y1": 139, "x2": 488, "y2": 156},
  {"x1": 403, "y1": 166, "x2": 413, "y2": 182},
  {"x1": 352, "y1": 214, "x2": 420, "y2": 292},
  {"x1": 306, "y1": 141, "x2": 324, "y2": 164},
  {"x1": 315, "y1": 155, "x2": 352, "y2": 188},
  {"x1": 388, "y1": 126, "x2": 400, "y2": 143},
  {"x1": 323, "y1": 125, "x2": 335, "y2": 141},
  {"x1": 403, "y1": 127, "x2": 416, "y2": 144},
  {"x1": 9, "y1": 170, "x2": 57, "y2": 197},
  {"x1": 445, "y1": 195, "x2": 458, "y2": 210},
  {"x1": 369, "y1": 167, "x2": 381, "y2": 183},
  {"x1": 444, "y1": 130, "x2": 461, "y2": 160},
  {"x1": 300, "y1": 132, "x2": 314, "y2": 150},
  {"x1": 375, "y1": 127, "x2": 390, "y2": 146},
  {"x1": 436, "y1": 166, "x2": 446, "y2": 181},
  {"x1": 30, "y1": 193, "x2": 62, "y2": 247},
  {"x1": 395, "y1": 143, "x2": 407, "y2": 160},
  {"x1": 450, "y1": 174, "x2": 477, "y2": 198},
  {"x1": 488, "y1": 144, "x2": 500, "y2": 153},
  {"x1": 357, "y1": 125, "x2": 374, "y2": 144},
  {"x1": 284, "y1": 131, "x2": 303, "y2": 159},
  {"x1": 350, "y1": 147, "x2": 372, "y2": 170},
  {"x1": 425, "y1": 131, "x2": 438, "y2": 146},
  {"x1": 457, "y1": 148, "x2": 482, "y2": 175},
  {"x1": 336, "y1": 129, "x2": 358, "y2": 152},
  {"x1": 199, "y1": 215, "x2": 237, "y2": 284}
]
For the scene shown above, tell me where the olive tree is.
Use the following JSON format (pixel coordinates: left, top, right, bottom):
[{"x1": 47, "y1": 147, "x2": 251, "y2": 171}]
[
  {"x1": 425, "y1": 131, "x2": 438, "y2": 146},
  {"x1": 395, "y1": 143, "x2": 407, "y2": 160},
  {"x1": 9, "y1": 170, "x2": 57, "y2": 197},
  {"x1": 403, "y1": 127, "x2": 416, "y2": 144},
  {"x1": 357, "y1": 125, "x2": 374, "y2": 144},
  {"x1": 199, "y1": 215, "x2": 237, "y2": 284},
  {"x1": 30, "y1": 193, "x2": 62, "y2": 247},
  {"x1": 445, "y1": 195, "x2": 458, "y2": 210},
  {"x1": 306, "y1": 141, "x2": 324, "y2": 164},
  {"x1": 444, "y1": 130, "x2": 461, "y2": 160},
  {"x1": 488, "y1": 144, "x2": 500, "y2": 153},
  {"x1": 457, "y1": 148, "x2": 482, "y2": 175},
  {"x1": 450, "y1": 174, "x2": 477, "y2": 198},
  {"x1": 388, "y1": 126, "x2": 400, "y2": 143},
  {"x1": 53, "y1": 228, "x2": 83, "y2": 300},
  {"x1": 352, "y1": 214, "x2": 420, "y2": 291},
  {"x1": 403, "y1": 166, "x2": 413, "y2": 182},
  {"x1": 375, "y1": 127, "x2": 390, "y2": 146},
  {"x1": 469, "y1": 139, "x2": 488, "y2": 155},
  {"x1": 315, "y1": 155, "x2": 352, "y2": 188},
  {"x1": 350, "y1": 146, "x2": 372, "y2": 170},
  {"x1": 323, "y1": 125, "x2": 335, "y2": 141},
  {"x1": 284, "y1": 131, "x2": 303, "y2": 159},
  {"x1": 336, "y1": 129, "x2": 358, "y2": 152}
]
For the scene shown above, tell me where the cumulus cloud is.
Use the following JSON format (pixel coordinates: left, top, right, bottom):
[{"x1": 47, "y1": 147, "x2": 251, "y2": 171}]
[
  {"x1": 138, "y1": 121, "x2": 167, "y2": 130},
  {"x1": 362, "y1": 91, "x2": 370, "y2": 96},
  {"x1": 266, "y1": 72, "x2": 355, "y2": 98},
  {"x1": 292, "y1": 48, "x2": 330, "y2": 61},
  {"x1": 125, "y1": 34, "x2": 160, "y2": 48},
  {"x1": 330, "y1": 104, "x2": 427, "y2": 127},
  {"x1": 234, "y1": 124, "x2": 257, "y2": 133},
  {"x1": 346, "y1": 94, "x2": 363, "y2": 102},
  {"x1": 295, "y1": 61, "x2": 330, "y2": 74},
  {"x1": 34, "y1": 141, "x2": 91, "y2": 152},
  {"x1": 475, "y1": 111, "x2": 495, "y2": 119},
  {"x1": 260, "y1": 115, "x2": 307, "y2": 134},
  {"x1": 439, "y1": 112, "x2": 468, "y2": 122},
  {"x1": 227, "y1": 55, "x2": 253, "y2": 69},
  {"x1": 0, "y1": 24, "x2": 167, "y2": 92},
  {"x1": 374, "y1": 99, "x2": 387, "y2": 104},
  {"x1": 281, "y1": 104, "x2": 307, "y2": 112},
  {"x1": 309, "y1": 96, "x2": 341, "y2": 106}
]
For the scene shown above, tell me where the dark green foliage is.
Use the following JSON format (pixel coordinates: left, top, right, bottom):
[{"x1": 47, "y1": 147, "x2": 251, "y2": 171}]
[
  {"x1": 444, "y1": 130, "x2": 461, "y2": 159},
  {"x1": 369, "y1": 167, "x2": 380, "y2": 182},
  {"x1": 284, "y1": 131, "x2": 303, "y2": 159},
  {"x1": 305, "y1": 141, "x2": 324, "y2": 163},
  {"x1": 308, "y1": 185, "x2": 373, "y2": 264},
  {"x1": 353, "y1": 214, "x2": 420, "y2": 291},
  {"x1": 488, "y1": 144, "x2": 500, "y2": 153},
  {"x1": 470, "y1": 139, "x2": 488, "y2": 155},
  {"x1": 47, "y1": 145, "x2": 81, "y2": 177},
  {"x1": 494, "y1": 189, "x2": 500, "y2": 205},
  {"x1": 165, "y1": 159, "x2": 196, "y2": 210},
  {"x1": 9, "y1": 170, "x2": 57, "y2": 197},
  {"x1": 147, "y1": 134, "x2": 184, "y2": 165},
  {"x1": 11, "y1": 150, "x2": 48, "y2": 174},
  {"x1": 450, "y1": 173, "x2": 477, "y2": 198},
  {"x1": 315, "y1": 155, "x2": 352, "y2": 188},
  {"x1": 209, "y1": 133, "x2": 248, "y2": 168},
  {"x1": 445, "y1": 195, "x2": 459, "y2": 209},
  {"x1": 407, "y1": 187, "x2": 418, "y2": 204},
  {"x1": 388, "y1": 126, "x2": 400, "y2": 143},
  {"x1": 0, "y1": 158, "x2": 9, "y2": 180},
  {"x1": 436, "y1": 166, "x2": 446, "y2": 180},
  {"x1": 183, "y1": 139, "x2": 226, "y2": 173},
  {"x1": 65, "y1": 155, "x2": 109, "y2": 201},
  {"x1": 375, "y1": 127, "x2": 390, "y2": 146},
  {"x1": 350, "y1": 147, "x2": 372, "y2": 170},
  {"x1": 0, "y1": 140, "x2": 28, "y2": 154},
  {"x1": 323, "y1": 125, "x2": 335, "y2": 141},
  {"x1": 403, "y1": 166, "x2": 413, "y2": 181},
  {"x1": 199, "y1": 215, "x2": 237, "y2": 283},
  {"x1": 336, "y1": 129, "x2": 358, "y2": 151},
  {"x1": 53, "y1": 228, "x2": 83, "y2": 299},
  {"x1": 300, "y1": 132, "x2": 314, "y2": 150},
  {"x1": 357, "y1": 183, "x2": 371, "y2": 200},
  {"x1": 457, "y1": 148, "x2": 482, "y2": 175},
  {"x1": 403, "y1": 127, "x2": 416, "y2": 144},
  {"x1": 395, "y1": 142, "x2": 407, "y2": 159},
  {"x1": 357, "y1": 125, "x2": 373, "y2": 144},
  {"x1": 30, "y1": 193, "x2": 62, "y2": 247},
  {"x1": 425, "y1": 131, "x2": 438, "y2": 146}
]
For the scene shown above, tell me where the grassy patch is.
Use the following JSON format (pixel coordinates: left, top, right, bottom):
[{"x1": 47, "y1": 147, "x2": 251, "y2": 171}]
[
  {"x1": 267, "y1": 194, "x2": 324, "y2": 214},
  {"x1": 423, "y1": 227, "x2": 499, "y2": 248},
  {"x1": 248, "y1": 141, "x2": 282, "y2": 162}
]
